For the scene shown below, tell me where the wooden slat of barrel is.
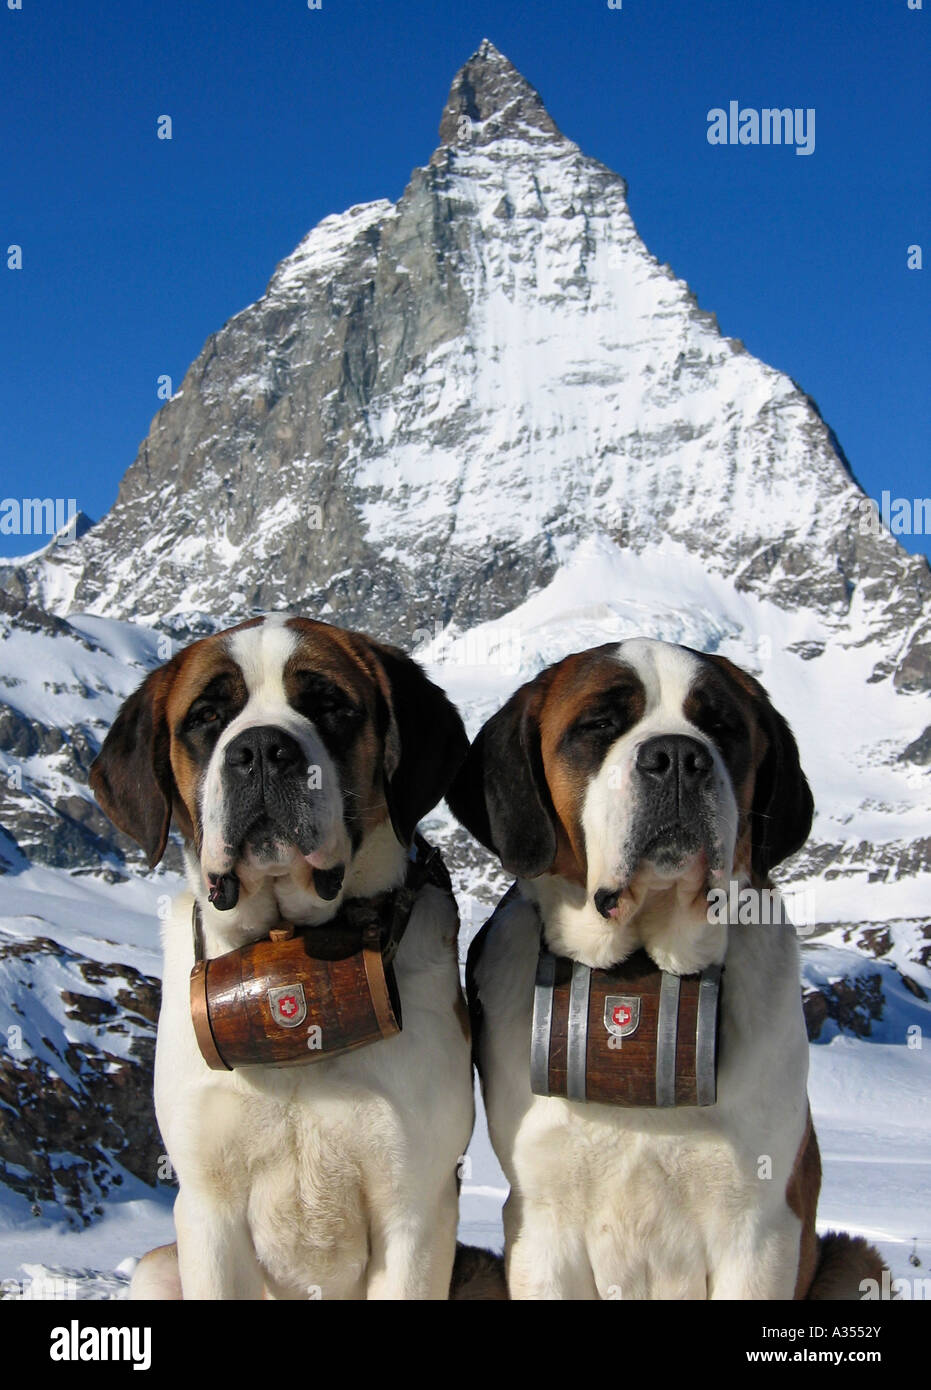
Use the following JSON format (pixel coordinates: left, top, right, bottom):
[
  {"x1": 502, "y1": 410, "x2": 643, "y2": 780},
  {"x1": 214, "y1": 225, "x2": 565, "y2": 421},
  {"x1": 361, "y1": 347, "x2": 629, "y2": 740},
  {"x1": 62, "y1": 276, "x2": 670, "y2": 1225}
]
[
  {"x1": 544, "y1": 956, "x2": 574, "y2": 1095},
  {"x1": 205, "y1": 935, "x2": 400, "y2": 1069},
  {"x1": 203, "y1": 941, "x2": 250, "y2": 1066},
  {"x1": 584, "y1": 963, "x2": 662, "y2": 1107}
]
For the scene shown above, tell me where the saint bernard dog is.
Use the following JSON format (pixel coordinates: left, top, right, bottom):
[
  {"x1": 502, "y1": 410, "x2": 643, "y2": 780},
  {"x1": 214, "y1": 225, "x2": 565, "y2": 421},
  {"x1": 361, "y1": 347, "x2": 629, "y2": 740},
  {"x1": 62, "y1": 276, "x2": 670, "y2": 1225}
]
[
  {"x1": 90, "y1": 614, "x2": 475, "y2": 1300},
  {"x1": 448, "y1": 638, "x2": 885, "y2": 1300}
]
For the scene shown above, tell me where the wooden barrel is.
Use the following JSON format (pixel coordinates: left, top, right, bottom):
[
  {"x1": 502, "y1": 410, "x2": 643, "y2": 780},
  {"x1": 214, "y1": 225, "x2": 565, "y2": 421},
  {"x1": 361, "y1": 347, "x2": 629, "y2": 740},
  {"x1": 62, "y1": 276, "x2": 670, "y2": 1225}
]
[
  {"x1": 190, "y1": 925, "x2": 402, "y2": 1071},
  {"x1": 530, "y1": 947, "x2": 721, "y2": 1108}
]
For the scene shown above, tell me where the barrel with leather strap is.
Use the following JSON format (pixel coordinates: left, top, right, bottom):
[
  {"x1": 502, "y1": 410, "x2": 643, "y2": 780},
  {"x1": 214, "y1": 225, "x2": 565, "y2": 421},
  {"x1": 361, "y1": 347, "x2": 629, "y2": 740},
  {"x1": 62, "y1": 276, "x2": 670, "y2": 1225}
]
[{"x1": 190, "y1": 837, "x2": 449, "y2": 1071}]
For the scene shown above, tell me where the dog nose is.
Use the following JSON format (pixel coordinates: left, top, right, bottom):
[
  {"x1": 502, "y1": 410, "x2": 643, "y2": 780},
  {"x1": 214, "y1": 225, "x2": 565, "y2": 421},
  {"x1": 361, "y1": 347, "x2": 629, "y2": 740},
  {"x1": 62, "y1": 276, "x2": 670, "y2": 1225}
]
[
  {"x1": 224, "y1": 726, "x2": 303, "y2": 778},
  {"x1": 635, "y1": 735, "x2": 713, "y2": 790}
]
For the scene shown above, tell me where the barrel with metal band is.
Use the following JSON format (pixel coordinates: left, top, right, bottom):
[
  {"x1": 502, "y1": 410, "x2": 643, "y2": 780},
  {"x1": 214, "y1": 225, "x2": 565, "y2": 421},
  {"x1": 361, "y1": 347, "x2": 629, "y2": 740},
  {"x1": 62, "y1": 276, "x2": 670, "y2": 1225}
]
[
  {"x1": 189, "y1": 837, "x2": 450, "y2": 1071},
  {"x1": 530, "y1": 945, "x2": 722, "y2": 1107}
]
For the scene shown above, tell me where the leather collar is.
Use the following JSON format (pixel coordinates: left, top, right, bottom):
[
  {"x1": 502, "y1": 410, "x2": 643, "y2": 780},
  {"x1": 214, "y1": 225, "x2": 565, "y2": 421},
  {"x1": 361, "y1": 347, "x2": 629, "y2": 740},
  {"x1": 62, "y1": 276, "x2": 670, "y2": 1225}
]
[{"x1": 191, "y1": 834, "x2": 451, "y2": 967}]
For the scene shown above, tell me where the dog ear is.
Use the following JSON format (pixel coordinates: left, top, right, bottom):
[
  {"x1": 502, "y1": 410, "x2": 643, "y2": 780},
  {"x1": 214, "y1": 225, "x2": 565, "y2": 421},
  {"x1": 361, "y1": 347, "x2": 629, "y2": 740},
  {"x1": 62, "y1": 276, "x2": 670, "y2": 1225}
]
[
  {"x1": 750, "y1": 698, "x2": 814, "y2": 881},
  {"x1": 447, "y1": 679, "x2": 557, "y2": 879},
  {"x1": 369, "y1": 642, "x2": 469, "y2": 847},
  {"x1": 704, "y1": 654, "x2": 813, "y2": 881},
  {"x1": 89, "y1": 667, "x2": 175, "y2": 868}
]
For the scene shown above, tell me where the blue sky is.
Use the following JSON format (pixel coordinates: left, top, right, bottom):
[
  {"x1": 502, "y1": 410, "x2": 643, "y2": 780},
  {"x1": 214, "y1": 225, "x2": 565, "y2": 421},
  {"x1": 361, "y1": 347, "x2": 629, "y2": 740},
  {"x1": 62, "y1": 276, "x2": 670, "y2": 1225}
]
[{"x1": 1, "y1": 0, "x2": 928, "y2": 559}]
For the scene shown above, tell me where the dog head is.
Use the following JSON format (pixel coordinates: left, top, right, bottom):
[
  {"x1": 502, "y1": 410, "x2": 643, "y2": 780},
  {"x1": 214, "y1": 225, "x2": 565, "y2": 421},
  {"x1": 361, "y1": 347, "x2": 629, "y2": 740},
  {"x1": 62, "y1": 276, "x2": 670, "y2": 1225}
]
[
  {"x1": 448, "y1": 638, "x2": 812, "y2": 969},
  {"x1": 90, "y1": 614, "x2": 467, "y2": 922}
]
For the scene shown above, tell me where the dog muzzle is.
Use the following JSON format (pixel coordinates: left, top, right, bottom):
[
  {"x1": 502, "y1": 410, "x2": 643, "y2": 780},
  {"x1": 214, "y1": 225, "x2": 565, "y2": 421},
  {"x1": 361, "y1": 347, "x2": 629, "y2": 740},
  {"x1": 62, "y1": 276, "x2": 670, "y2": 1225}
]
[
  {"x1": 189, "y1": 837, "x2": 450, "y2": 1071},
  {"x1": 530, "y1": 943, "x2": 722, "y2": 1108}
]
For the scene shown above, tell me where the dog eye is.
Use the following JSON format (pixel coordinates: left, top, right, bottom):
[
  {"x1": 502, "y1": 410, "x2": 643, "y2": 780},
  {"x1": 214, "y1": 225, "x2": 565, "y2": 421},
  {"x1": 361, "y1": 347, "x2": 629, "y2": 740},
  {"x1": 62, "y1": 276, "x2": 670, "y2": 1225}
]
[
  {"x1": 297, "y1": 693, "x2": 362, "y2": 727},
  {"x1": 317, "y1": 702, "x2": 362, "y2": 726},
  {"x1": 573, "y1": 714, "x2": 621, "y2": 737},
  {"x1": 289, "y1": 671, "x2": 364, "y2": 732},
  {"x1": 185, "y1": 703, "x2": 219, "y2": 730},
  {"x1": 700, "y1": 707, "x2": 742, "y2": 740}
]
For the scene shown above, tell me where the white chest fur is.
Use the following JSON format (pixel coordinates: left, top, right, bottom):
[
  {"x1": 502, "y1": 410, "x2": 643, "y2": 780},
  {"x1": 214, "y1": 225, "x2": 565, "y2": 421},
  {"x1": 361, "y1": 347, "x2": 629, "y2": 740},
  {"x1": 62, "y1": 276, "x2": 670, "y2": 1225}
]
[
  {"x1": 154, "y1": 884, "x2": 473, "y2": 1300},
  {"x1": 473, "y1": 892, "x2": 811, "y2": 1300}
]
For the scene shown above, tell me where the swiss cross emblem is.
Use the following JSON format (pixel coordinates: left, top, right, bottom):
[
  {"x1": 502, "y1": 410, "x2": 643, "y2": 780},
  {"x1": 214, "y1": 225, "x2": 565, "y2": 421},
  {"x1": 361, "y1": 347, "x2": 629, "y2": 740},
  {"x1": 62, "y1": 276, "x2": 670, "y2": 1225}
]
[
  {"x1": 604, "y1": 994, "x2": 640, "y2": 1039},
  {"x1": 268, "y1": 983, "x2": 307, "y2": 1029}
]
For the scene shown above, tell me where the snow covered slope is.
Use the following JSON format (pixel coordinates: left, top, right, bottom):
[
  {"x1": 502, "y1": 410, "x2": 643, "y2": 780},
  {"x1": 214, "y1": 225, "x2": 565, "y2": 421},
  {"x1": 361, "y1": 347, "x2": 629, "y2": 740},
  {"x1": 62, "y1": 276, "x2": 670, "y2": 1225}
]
[{"x1": 3, "y1": 555, "x2": 927, "y2": 1291}]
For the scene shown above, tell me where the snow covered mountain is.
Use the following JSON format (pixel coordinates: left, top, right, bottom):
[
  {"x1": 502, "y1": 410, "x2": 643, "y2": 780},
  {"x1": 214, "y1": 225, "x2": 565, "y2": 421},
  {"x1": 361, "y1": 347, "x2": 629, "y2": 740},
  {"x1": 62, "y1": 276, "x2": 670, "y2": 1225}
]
[
  {"x1": 6, "y1": 43, "x2": 929, "y2": 679},
  {"x1": 0, "y1": 40, "x2": 928, "y2": 1292}
]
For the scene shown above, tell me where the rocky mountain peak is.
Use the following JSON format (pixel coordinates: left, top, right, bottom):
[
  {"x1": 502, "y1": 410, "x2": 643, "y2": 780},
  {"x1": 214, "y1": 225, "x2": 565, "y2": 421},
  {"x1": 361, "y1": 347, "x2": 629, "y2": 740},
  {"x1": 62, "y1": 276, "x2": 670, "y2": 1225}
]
[{"x1": 438, "y1": 38, "x2": 562, "y2": 146}]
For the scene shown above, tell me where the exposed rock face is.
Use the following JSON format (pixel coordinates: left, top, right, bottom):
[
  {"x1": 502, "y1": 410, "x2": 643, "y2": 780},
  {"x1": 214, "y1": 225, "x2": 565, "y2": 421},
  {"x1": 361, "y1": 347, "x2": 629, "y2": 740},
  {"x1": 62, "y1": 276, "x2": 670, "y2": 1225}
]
[
  {"x1": 901, "y1": 726, "x2": 931, "y2": 766},
  {"x1": 805, "y1": 975, "x2": 885, "y2": 1041},
  {"x1": 0, "y1": 934, "x2": 168, "y2": 1225},
  {"x1": 438, "y1": 37, "x2": 562, "y2": 145},
  {"x1": 0, "y1": 593, "x2": 177, "y2": 873}
]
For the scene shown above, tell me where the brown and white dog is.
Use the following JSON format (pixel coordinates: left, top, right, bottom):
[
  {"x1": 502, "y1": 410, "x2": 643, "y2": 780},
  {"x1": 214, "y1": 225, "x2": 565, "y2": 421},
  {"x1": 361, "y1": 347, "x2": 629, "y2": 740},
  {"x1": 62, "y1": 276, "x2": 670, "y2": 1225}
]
[
  {"x1": 449, "y1": 637, "x2": 884, "y2": 1300},
  {"x1": 90, "y1": 614, "x2": 474, "y2": 1299}
]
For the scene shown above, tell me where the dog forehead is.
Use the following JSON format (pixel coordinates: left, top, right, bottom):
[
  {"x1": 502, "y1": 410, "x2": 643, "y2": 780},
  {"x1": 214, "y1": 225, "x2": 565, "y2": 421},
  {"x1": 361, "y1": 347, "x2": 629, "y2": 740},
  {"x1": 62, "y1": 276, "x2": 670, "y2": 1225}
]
[
  {"x1": 535, "y1": 640, "x2": 708, "y2": 742},
  {"x1": 612, "y1": 638, "x2": 706, "y2": 716},
  {"x1": 163, "y1": 616, "x2": 380, "y2": 726},
  {"x1": 226, "y1": 616, "x2": 373, "y2": 695},
  {"x1": 225, "y1": 615, "x2": 298, "y2": 694}
]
